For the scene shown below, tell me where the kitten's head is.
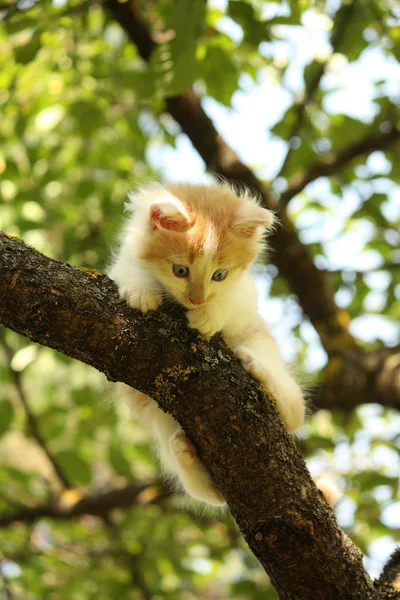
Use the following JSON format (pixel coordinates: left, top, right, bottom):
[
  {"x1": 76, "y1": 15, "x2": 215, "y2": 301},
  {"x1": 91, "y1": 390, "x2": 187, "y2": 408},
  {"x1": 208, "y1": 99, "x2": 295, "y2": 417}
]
[{"x1": 130, "y1": 182, "x2": 275, "y2": 309}]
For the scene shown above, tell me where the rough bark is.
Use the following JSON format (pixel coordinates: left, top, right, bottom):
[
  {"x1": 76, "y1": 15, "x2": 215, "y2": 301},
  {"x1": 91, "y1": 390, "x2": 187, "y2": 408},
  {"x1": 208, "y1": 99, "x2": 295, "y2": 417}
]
[
  {"x1": 375, "y1": 548, "x2": 400, "y2": 597},
  {"x1": 0, "y1": 232, "x2": 380, "y2": 599}
]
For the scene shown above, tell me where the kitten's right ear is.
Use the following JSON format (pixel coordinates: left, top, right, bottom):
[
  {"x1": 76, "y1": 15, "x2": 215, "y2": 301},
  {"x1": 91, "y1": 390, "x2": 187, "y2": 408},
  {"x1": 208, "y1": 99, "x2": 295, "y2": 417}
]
[
  {"x1": 149, "y1": 200, "x2": 190, "y2": 232},
  {"x1": 232, "y1": 205, "x2": 275, "y2": 238}
]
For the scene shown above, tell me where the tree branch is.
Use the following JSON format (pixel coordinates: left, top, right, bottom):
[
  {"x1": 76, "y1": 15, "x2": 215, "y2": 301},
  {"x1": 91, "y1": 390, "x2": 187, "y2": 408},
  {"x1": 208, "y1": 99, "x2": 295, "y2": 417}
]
[
  {"x1": 313, "y1": 346, "x2": 400, "y2": 412},
  {"x1": 0, "y1": 482, "x2": 153, "y2": 527},
  {"x1": 0, "y1": 232, "x2": 381, "y2": 599},
  {"x1": 280, "y1": 126, "x2": 400, "y2": 208},
  {"x1": 375, "y1": 548, "x2": 400, "y2": 598},
  {"x1": 0, "y1": 331, "x2": 71, "y2": 489},
  {"x1": 275, "y1": 0, "x2": 357, "y2": 183}
]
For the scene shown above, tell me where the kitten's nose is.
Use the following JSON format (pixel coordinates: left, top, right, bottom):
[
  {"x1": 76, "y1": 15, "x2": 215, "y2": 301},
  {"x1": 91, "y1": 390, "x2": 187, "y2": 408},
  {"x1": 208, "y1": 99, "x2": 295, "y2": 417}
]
[{"x1": 190, "y1": 297, "x2": 205, "y2": 306}]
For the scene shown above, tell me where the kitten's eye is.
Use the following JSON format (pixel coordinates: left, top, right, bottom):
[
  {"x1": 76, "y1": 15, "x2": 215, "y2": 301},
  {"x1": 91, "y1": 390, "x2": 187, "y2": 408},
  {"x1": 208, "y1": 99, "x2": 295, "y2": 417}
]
[
  {"x1": 212, "y1": 269, "x2": 228, "y2": 281},
  {"x1": 173, "y1": 264, "x2": 189, "y2": 278}
]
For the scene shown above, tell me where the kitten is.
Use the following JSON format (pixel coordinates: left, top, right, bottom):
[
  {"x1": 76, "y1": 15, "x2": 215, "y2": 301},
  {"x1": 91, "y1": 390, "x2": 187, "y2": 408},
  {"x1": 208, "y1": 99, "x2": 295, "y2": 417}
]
[{"x1": 108, "y1": 181, "x2": 305, "y2": 506}]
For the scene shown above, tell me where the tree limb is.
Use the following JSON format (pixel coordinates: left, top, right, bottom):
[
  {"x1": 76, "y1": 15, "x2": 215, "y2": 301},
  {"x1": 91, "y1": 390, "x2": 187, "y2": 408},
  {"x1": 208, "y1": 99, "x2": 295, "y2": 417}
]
[
  {"x1": 280, "y1": 126, "x2": 400, "y2": 208},
  {"x1": 0, "y1": 232, "x2": 379, "y2": 599},
  {"x1": 375, "y1": 548, "x2": 400, "y2": 598},
  {"x1": 0, "y1": 483, "x2": 152, "y2": 527},
  {"x1": 274, "y1": 0, "x2": 357, "y2": 183},
  {"x1": 315, "y1": 346, "x2": 400, "y2": 413},
  {"x1": 0, "y1": 331, "x2": 71, "y2": 489}
]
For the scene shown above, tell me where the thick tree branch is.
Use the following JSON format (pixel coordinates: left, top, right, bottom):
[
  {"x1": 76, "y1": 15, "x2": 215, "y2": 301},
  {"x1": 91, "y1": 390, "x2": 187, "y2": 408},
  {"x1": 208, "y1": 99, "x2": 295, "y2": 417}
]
[
  {"x1": 105, "y1": 0, "x2": 357, "y2": 358},
  {"x1": 375, "y1": 548, "x2": 400, "y2": 597},
  {"x1": 316, "y1": 346, "x2": 400, "y2": 413},
  {"x1": 0, "y1": 233, "x2": 379, "y2": 600}
]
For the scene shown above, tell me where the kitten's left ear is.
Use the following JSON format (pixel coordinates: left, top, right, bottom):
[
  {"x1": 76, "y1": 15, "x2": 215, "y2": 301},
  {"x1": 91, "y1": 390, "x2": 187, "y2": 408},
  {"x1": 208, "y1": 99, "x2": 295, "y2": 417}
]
[
  {"x1": 232, "y1": 206, "x2": 275, "y2": 237},
  {"x1": 149, "y1": 199, "x2": 190, "y2": 232}
]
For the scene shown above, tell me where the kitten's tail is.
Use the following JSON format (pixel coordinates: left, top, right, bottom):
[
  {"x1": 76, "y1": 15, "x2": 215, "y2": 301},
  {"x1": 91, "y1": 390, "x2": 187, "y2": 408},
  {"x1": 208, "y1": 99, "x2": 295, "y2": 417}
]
[{"x1": 316, "y1": 475, "x2": 342, "y2": 506}]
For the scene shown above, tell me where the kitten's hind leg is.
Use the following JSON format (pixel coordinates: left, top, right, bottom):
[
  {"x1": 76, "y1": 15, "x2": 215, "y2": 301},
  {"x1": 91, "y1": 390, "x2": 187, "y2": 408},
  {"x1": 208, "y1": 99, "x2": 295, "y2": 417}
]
[
  {"x1": 169, "y1": 430, "x2": 225, "y2": 507},
  {"x1": 233, "y1": 345, "x2": 305, "y2": 433}
]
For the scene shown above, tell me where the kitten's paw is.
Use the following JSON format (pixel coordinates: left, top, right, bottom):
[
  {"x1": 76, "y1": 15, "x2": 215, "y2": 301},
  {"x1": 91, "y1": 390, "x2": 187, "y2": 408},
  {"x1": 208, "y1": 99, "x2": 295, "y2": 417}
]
[
  {"x1": 276, "y1": 385, "x2": 305, "y2": 433},
  {"x1": 234, "y1": 346, "x2": 269, "y2": 382},
  {"x1": 170, "y1": 430, "x2": 225, "y2": 506},
  {"x1": 186, "y1": 310, "x2": 222, "y2": 339},
  {"x1": 120, "y1": 287, "x2": 163, "y2": 313},
  {"x1": 234, "y1": 346, "x2": 305, "y2": 433},
  {"x1": 170, "y1": 430, "x2": 197, "y2": 464}
]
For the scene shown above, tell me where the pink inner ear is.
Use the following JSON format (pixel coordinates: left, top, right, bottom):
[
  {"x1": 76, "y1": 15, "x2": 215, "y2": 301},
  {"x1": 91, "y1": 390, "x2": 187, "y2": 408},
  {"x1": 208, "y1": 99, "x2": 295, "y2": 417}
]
[
  {"x1": 150, "y1": 204, "x2": 189, "y2": 232},
  {"x1": 232, "y1": 206, "x2": 275, "y2": 236}
]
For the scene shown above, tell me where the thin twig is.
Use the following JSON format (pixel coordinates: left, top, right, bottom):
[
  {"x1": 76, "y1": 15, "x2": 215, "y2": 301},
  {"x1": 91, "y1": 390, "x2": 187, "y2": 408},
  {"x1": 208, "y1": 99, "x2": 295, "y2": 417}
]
[
  {"x1": 102, "y1": 514, "x2": 152, "y2": 600},
  {"x1": 327, "y1": 262, "x2": 400, "y2": 276},
  {"x1": 280, "y1": 126, "x2": 400, "y2": 207},
  {"x1": 0, "y1": 482, "x2": 169, "y2": 527},
  {"x1": 0, "y1": 331, "x2": 71, "y2": 489},
  {"x1": 274, "y1": 0, "x2": 357, "y2": 184},
  {"x1": 0, "y1": 558, "x2": 14, "y2": 600}
]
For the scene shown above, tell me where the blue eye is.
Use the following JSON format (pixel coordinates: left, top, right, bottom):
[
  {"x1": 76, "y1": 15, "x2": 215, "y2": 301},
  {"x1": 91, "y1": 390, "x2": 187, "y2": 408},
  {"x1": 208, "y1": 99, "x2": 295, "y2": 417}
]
[
  {"x1": 212, "y1": 269, "x2": 228, "y2": 281},
  {"x1": 173, "y1": 264, "x2": 189, "y2": 278}
]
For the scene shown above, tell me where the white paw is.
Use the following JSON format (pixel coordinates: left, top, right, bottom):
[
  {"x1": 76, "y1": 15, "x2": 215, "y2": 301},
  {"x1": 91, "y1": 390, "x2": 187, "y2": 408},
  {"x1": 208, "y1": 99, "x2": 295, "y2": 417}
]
[
  {"x1": 276, "y1": 386, "x2": 305, "y2": 433},
  {"x1": 234, "y1": 346, "x2": 269, "y2": 383},
  {"x1": 169, "y1": 431, "x2": 225, "y2": 506},
  {"x1": 194, "y1": 485, "x2": 225, "y2": 507},
  {"x1": 170, "y1": 430, "x2": 197, "y2": 464},
  {"x1": 234, "y1": 346, "x2": 305, "y2": 433},
  {"x1": 120, "y1": 286, "x2": 163, "y2": 313},
  {"x1": 186, "y1": 309, "x2": 222, "y2": 338}
]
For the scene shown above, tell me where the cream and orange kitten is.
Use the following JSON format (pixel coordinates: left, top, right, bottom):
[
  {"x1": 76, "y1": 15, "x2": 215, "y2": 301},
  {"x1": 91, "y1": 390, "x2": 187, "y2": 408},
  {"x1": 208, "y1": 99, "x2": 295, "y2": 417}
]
[{"x1": 109, "y1": 181, "x2": 305, "y2": 506}]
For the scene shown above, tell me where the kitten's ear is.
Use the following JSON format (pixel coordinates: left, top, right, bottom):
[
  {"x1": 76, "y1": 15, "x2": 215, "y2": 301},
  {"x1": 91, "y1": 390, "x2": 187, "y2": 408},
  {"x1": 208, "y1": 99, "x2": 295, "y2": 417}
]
[
  {"x1": 232, "y1": 206, "x2": 275, "y2": 237},
  {"x1": 149, "y1": 200, "x2": 190, "y2": 232}
]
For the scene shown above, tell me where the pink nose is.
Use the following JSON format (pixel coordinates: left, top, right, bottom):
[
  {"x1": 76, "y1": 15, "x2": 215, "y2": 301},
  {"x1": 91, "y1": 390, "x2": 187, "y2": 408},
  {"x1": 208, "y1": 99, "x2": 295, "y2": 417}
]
[{"x1": 190, "y1": 298, "x2": 205, "y2": 306}]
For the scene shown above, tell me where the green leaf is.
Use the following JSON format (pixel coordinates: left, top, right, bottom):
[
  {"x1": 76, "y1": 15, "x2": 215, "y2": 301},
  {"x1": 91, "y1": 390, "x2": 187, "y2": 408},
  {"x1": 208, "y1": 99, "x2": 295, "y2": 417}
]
[
  {"x1": 69, "y1": 101, "x2": 106, "y2": 135},
  {"x1": 141, "y1": 0, "x2": 205, "y2": 98},
  {"x1": 54, "y1": 451, "x2": 92, "y2": 485},
  {"x1": 303, "y1": 61, "x2": 323, "y2": 93},
  {"x1": 5, "y1": 16, "x2": 38, "y2": 35},
  {"x1": 201, "y1": 46, "x2": 239, "y2": 106},
  {"x1": 38, "y1": 407, "x2": 67, "y2": 440},
  {"x1": 0, "y1": 399, "x2": 14, "y2": 437},
  {"x1": 270, "y1": 105, "x2": 298, "y2": 140},
  {"x1": 13, "y1": 31, "x2": 41, "y2": 64},
  {"x1": 228, "y1": 1, "x2": 267, "y2": 46},
  {"x1": 109, "y1": 440, "x2": 133, "y2": 478},
  {"x1": 334, "y1": 1, "x2": 376, "y2": 62},
  {"x1": 132, "y1": 442, "x2": 156, "y2": 467}
]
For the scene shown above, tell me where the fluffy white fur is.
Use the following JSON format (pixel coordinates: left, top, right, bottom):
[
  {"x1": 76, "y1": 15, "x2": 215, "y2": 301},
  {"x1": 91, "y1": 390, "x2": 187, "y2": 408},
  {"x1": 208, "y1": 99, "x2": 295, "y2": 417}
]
[{"x1": 108, "y1": 181, "x2": 306, "y2": 506}]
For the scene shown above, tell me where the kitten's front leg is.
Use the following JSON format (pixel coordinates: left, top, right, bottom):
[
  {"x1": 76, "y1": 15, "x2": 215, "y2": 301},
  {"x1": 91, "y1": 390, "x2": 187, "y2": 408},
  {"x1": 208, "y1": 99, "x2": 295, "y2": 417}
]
[
  {"x1": 109, "y1": 261, "x2": 163, "y2": 313},
  {"x1": 186, "y1": 305, "x2": 225, "y2": 339}
]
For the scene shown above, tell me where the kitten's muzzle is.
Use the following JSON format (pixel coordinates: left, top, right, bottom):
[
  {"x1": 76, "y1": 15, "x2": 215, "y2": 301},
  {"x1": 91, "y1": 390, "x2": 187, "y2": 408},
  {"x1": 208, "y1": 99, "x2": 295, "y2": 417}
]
[{"x1": 189, "y1": 297, "x2": 205, "y2": 306}]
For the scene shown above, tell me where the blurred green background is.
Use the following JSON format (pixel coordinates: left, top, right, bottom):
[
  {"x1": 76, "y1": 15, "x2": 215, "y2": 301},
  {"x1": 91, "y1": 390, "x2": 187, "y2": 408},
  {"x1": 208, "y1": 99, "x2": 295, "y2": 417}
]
[{"x1": 0, "y1": 0, "x2": 399, "y2": 598}]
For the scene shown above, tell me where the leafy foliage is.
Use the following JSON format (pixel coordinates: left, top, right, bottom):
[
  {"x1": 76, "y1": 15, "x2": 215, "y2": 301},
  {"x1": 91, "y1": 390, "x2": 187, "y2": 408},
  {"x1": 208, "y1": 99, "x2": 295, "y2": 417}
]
[{"x1": 0, "y1": 0, "x2": 399, "y2": 598}]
